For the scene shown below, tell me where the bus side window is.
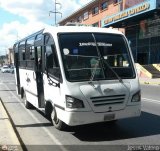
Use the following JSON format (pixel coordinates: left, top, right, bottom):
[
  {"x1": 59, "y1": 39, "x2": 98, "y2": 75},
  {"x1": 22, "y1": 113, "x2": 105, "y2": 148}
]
[
  {"x1": 19, "y1": 41, "x2": 26, "y2": 67},
  {"x1": 45, "y1": 35, "x2": 61, "y2": 80},
  {"x1": 46, "y1": 46, "x2": 53, "y2": 69}
]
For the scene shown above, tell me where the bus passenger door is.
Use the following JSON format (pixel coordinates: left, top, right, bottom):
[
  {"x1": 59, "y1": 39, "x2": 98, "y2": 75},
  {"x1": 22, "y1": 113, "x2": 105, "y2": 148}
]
[
  {"x1": 43, "y1": 34, "x2": 61, "y2": 108},
  {"x1": 35, "y1": 46, "x2": 45, "y2": 108}
]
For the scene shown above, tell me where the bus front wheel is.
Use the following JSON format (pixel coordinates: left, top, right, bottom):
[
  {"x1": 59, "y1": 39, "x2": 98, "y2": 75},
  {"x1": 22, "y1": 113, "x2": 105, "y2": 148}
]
[{"x1": 51, "y1": 107, "x2": 66, "y2": 130}]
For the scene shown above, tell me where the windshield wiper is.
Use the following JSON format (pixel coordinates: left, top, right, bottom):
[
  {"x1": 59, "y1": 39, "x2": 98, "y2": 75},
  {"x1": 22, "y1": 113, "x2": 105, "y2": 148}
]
[
  {"x1": 89, "y1": 57, "x2": 100, "y2": 82},
  {"x1": 88, "y1": 34, "x2": 103, "y2": 84},
  {"x1": 102, "y1": 58, "x2": 123, "y2": 83},
  {"x1": 91, "y1": 33, "x2": 123, "y2": 84}
]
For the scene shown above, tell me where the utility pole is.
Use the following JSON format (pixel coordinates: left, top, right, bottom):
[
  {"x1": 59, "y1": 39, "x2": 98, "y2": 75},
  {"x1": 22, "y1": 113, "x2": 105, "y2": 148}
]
[{"x1": 49, "y1": 0, "x2": 62, "y2": 26}]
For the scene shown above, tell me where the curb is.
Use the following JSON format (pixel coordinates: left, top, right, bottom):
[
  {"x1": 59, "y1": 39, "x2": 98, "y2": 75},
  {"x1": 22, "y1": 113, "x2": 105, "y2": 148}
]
[{"x1": 0, "y1": 98, "x2": 24, "y2": 151}]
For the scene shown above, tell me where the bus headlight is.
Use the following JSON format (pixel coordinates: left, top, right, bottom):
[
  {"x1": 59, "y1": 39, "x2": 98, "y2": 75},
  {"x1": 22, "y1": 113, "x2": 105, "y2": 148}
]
[
  {"x1": 131, "y1": 91, "x2": 141, "y2": 102},
  {"x1": 66, "y1": 96, "x2": 84, "y2": 108}
]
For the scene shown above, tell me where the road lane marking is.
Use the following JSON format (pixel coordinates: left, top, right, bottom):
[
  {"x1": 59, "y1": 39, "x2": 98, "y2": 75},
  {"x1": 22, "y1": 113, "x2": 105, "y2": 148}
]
[
  {"x1": 142, "y1": 98, "x2": 160, "y2": 104},
  {"x1": 1, "y1": 83, "x2": 69, "y2": 151}
]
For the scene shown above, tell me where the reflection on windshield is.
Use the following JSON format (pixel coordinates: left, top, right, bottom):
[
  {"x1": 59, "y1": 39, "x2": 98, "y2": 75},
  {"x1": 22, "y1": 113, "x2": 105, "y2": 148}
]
[{"x1": 59, "y1": 33, "x2": 135, "y2": 82}]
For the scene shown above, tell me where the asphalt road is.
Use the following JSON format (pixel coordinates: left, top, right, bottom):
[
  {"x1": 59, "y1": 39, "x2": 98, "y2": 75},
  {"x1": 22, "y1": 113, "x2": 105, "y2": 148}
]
[{"x1": 0, "y1": 72, "x2": 160, "y2": 151}]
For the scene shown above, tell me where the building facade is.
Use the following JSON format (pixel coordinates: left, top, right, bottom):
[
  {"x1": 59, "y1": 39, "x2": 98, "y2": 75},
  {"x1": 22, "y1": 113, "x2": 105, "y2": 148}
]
[
  {"x1": 58, "y1": 0, "x2": 160, "y2": 65},
  {"x1": 8, "y1": 48, "x2": 14, "y2": 65}
]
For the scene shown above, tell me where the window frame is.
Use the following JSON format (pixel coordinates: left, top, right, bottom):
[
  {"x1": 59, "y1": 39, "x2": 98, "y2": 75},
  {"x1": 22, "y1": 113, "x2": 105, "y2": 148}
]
[
  {"x1": 77, "y1": 16, "x2": 82, "y2": 23},
  {"x1": 101, "y1": 1, "x2": 108, "y2": 11},
  {"x1": 92, "y1": 6, "x2": 99, "y2": 16},
  {"x1": 18, "y1": 40, "x2": 26, "y2": 68},
  {"x1": 58, "y1": 32, "x2": 136, "y2": 82},
  {"x1": 44, "y1": 33, "x2": 62, "y2": 82},
  {"x1": 25, "y1": 36, "x2": 36, "y2": 69},
  {"x1": 83, "y1": 11, "x2": 89, "y2": 20}
]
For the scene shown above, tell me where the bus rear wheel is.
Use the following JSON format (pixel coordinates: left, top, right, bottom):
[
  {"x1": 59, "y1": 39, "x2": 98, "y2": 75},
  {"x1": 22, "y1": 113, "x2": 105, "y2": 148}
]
[{"x1": 51, "y1": 107, "x2": 66, "y2": 130}]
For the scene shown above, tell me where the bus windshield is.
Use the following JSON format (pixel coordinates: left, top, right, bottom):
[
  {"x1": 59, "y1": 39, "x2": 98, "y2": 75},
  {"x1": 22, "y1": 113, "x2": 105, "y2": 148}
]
[{"x1": 59, "y1": 33, "x2": 135, "y2": 82}]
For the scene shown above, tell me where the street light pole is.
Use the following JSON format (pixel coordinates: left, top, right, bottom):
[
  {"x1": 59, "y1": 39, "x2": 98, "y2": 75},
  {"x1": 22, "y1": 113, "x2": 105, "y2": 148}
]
[{"x1": 49, "y1": 0, "x2": 62, "y2": 25}]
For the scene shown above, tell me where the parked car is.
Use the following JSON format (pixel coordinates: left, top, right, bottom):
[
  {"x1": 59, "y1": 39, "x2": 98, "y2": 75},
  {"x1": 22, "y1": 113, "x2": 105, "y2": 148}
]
[
  {"x1": 9, "y1": 66, "x2": 14, "y2": 74},
  {"x1": 1, "y1": 65, "x2": 10, "y2": 73}
]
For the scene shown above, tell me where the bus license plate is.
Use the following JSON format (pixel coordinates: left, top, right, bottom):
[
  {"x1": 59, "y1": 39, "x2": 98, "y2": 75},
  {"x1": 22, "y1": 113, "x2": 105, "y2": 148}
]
[{"x1": 104, "y1": 114, "x2": 115, "y2": 121}]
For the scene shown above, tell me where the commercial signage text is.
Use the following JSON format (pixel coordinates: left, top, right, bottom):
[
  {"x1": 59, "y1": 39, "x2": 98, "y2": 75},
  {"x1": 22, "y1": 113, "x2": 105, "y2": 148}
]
[{"x1": 103, "y1": 2, "x2": 150, "y2": 25}]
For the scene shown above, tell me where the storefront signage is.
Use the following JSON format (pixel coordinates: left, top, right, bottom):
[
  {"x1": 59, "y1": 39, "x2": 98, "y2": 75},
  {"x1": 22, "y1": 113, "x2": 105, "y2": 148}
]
[{"x1": 101, "y1": 0, "x2": 156, "y2": 27}]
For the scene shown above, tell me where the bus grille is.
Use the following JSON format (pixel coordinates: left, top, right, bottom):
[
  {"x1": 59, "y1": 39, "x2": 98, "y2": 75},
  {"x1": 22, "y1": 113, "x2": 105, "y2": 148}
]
[{"x1": 90, "y1": 94, "x2": 126, "y2": 107}]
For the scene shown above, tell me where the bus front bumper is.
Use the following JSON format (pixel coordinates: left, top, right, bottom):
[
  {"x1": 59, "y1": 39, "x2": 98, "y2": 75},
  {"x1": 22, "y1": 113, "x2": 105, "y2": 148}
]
[{"x1": 56, "y1": 105, "x2": 141, "y2": 126}]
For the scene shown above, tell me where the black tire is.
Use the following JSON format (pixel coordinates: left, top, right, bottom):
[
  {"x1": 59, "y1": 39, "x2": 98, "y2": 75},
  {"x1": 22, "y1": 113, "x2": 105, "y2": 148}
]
[
  {"x1": 51, "y1": 107, "x2": 66, "y2": 130},
  {"x1": 23, "y1": 90, "x2": 34, "y2": 109}
]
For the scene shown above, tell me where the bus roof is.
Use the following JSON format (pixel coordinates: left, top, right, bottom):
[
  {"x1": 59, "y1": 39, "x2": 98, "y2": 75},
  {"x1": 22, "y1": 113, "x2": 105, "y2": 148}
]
[
  {"x1": 14, "y1": 25, "x2": 124, "y2": 45},
  {"x1": 44, "y1": 25, "x2": 123, "y2": 35}
]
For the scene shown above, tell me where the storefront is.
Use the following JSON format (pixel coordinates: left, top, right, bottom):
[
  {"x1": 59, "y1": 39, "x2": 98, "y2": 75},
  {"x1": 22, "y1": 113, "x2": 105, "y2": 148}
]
[{"x1": 101, "y1": 0, "x2": 160, "y2": 65}]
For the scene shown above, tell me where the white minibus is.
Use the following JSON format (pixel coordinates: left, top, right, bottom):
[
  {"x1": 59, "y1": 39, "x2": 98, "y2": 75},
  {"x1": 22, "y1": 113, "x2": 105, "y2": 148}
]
[{"x1": 13, "y1": 25, "x2": 141, "y2": 130}]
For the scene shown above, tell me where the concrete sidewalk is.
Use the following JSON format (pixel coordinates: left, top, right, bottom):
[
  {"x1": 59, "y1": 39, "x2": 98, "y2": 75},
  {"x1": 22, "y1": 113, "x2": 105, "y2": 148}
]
[
  {"x1": 139, "y1": 77, "x2": 160, "y2": 85},
  {"x1": 0, "y1": 99, "x2": 22, "y2": 151}
]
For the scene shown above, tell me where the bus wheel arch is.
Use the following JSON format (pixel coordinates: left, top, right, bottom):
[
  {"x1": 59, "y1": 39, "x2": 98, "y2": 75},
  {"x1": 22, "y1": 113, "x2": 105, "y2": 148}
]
[{"x1": 50, "y1": 104, "x2": 66, "y2": 130}]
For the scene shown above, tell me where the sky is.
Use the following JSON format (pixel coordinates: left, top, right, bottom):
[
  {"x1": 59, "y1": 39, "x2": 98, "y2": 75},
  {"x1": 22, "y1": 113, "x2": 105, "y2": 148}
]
[{"x1": 0, "y1": 0, "x2": 91, "y2": 55}]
